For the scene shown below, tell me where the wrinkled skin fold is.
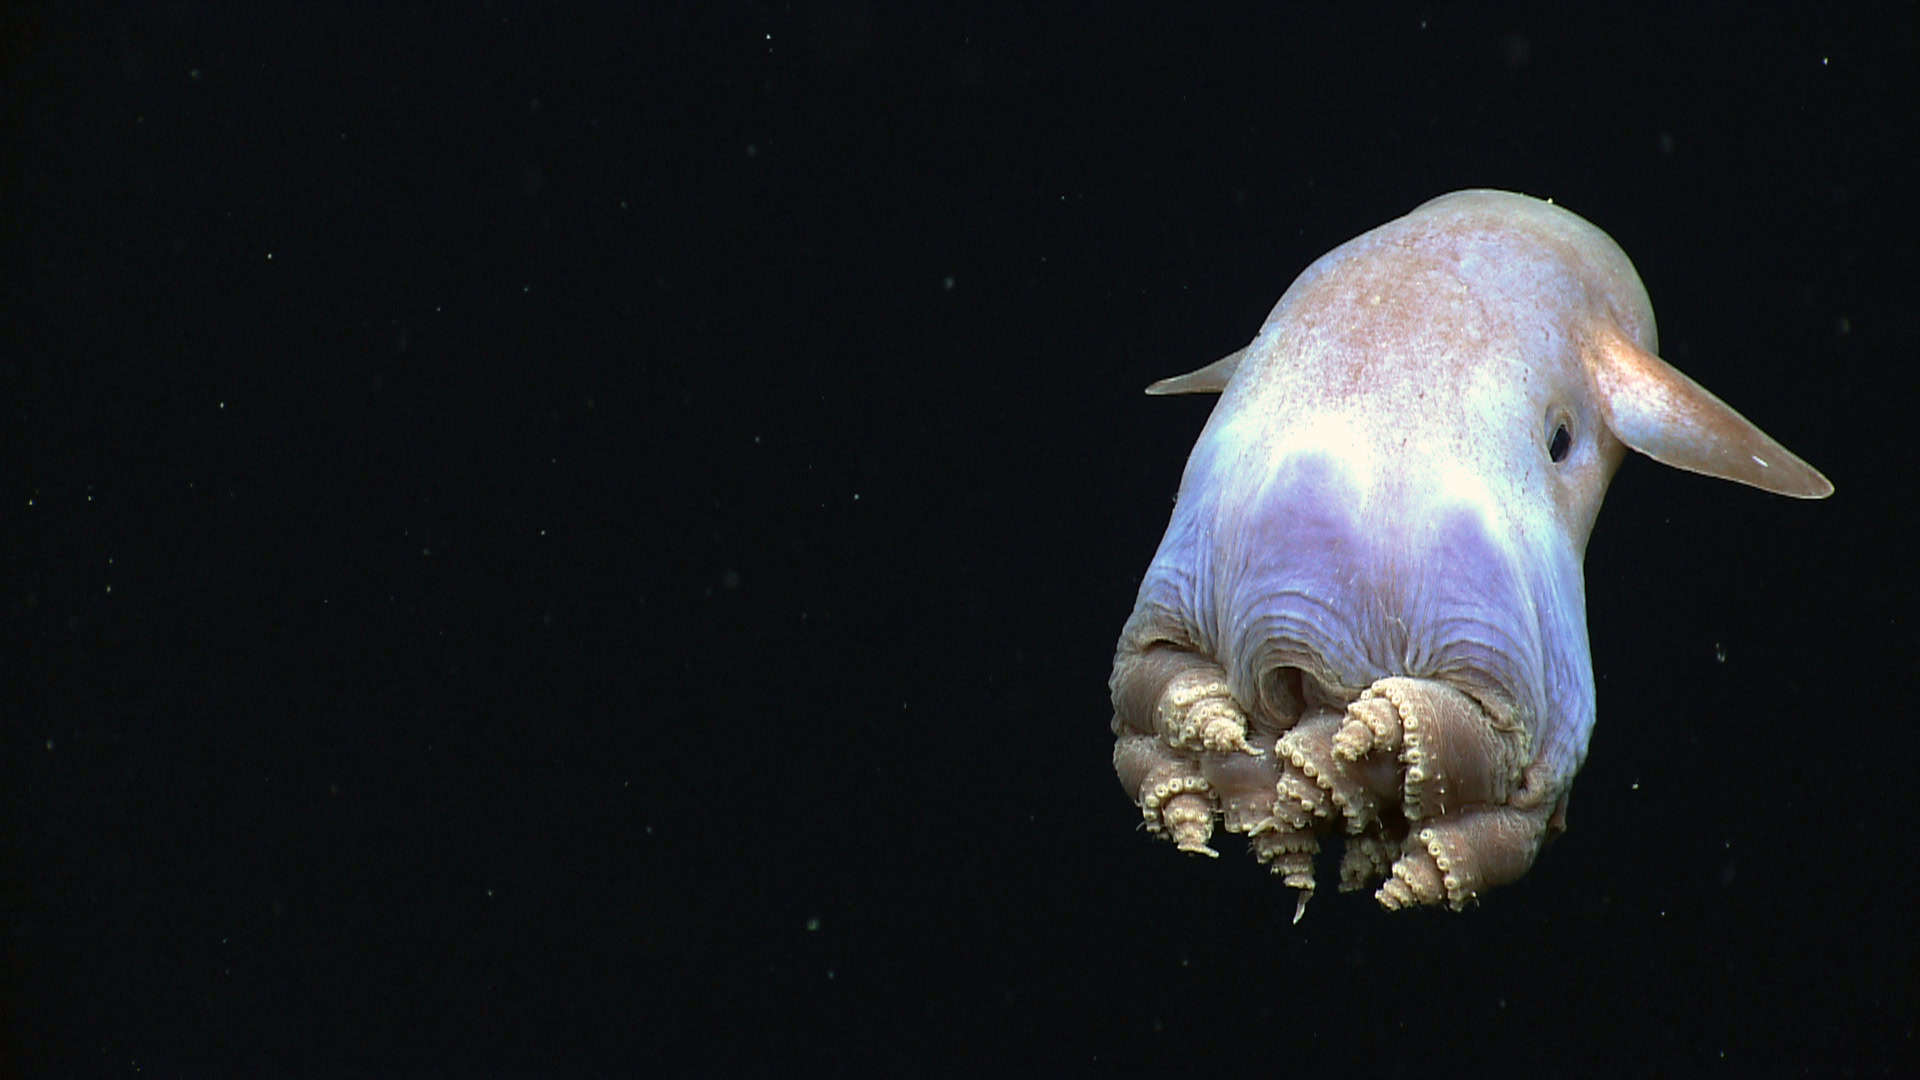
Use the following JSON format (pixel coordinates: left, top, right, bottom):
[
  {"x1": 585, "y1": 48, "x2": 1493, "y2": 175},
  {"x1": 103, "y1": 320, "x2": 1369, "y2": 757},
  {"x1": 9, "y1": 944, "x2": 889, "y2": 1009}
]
[{"x1": 1109, "y1": 190, "x2": 1831, "y2": 917}]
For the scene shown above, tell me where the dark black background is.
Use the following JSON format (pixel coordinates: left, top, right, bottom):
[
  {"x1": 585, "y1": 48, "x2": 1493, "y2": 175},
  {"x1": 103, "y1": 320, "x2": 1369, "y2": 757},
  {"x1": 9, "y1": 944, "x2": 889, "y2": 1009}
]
[{"x1": 9, "y1": 3, "x2": 1914, "y2": 1075}]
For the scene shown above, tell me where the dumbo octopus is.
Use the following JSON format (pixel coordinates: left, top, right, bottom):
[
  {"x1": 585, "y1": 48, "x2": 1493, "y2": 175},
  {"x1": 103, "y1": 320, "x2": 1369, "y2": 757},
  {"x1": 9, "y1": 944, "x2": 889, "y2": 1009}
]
[{"x1": 1109, "y1": 190, "x2": 1831, "y2": 919}]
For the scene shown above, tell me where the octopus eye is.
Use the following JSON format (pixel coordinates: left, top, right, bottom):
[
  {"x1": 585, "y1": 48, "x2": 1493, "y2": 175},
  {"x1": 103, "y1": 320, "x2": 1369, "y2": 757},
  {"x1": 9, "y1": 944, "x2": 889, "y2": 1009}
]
[{"x1": 1547, "y1": 417, "x2": 1573, "y2": 463}]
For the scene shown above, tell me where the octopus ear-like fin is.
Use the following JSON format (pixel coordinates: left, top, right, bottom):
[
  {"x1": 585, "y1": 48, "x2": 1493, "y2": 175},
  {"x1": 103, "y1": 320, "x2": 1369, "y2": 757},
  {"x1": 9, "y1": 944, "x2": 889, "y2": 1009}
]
[
  {"x1": 1587, "y1": 328, "x2": 1833, "y2": 498},
  {"x1": 1145, "y1": 347, "x2": 1246, "y2": 396}
]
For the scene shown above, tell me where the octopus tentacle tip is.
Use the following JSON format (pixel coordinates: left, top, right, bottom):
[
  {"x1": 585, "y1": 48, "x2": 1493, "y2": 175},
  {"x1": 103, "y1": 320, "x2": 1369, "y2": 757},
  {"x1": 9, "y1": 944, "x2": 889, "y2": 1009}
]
[{"x1": 1331, "y1": 719, "x2": 1374, "y2": 761}]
